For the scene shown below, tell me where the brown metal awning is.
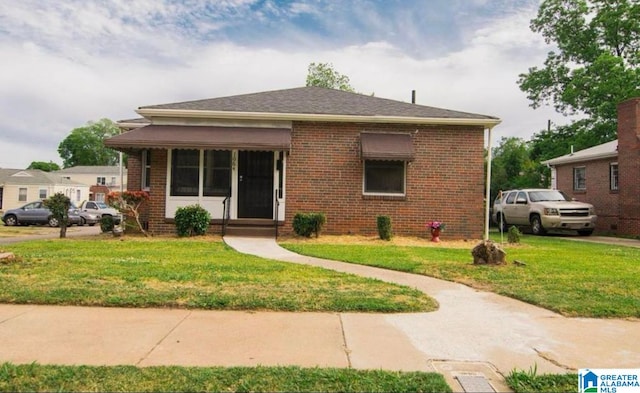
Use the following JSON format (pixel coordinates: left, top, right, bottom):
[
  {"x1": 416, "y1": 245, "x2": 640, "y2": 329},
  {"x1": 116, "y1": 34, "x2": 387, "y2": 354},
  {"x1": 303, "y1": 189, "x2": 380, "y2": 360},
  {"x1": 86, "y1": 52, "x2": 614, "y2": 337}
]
[
  {"x1": 360, "y1": 132, "x2": 414, "y2": 161},
  {"x1": 104, "y1": 125, "x2": 291, "y2": 151}
]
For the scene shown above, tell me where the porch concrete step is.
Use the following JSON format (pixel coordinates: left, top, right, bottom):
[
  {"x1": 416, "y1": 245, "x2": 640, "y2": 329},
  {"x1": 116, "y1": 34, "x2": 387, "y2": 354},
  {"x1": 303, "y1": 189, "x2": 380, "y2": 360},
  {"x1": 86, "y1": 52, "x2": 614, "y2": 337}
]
[{"x1": 224, "y1": 226, "x2": 276, "y2": 237}]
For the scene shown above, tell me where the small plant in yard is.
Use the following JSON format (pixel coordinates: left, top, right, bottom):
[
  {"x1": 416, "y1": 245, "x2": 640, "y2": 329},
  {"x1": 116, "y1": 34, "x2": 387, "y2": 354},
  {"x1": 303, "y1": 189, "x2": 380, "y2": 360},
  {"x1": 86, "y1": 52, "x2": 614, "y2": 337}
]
[
  {"x1": 174, "y1": 204, "x2": 211, "y2": 237},
  {"x1": 107, "y1": 191, "x2": 149, "y2": 236},
  {"x1": 376, "y1": 215, "x2": 392, "y2": 240},
  {"x1": 508, "y1": 225, "x2": 522, "y2": 244},
  {"x1": 100, "y1": 215, "x2": 115, "y2": 233},
  {"x1": 506, "y1": 366, "x2": 576, "y2": 393},
  {"x1": 292, "y1": 212, "x2": 326, "y2": 238},
  {"x1": 43, "y1": 193, "x2": 71, "y2": 238}
]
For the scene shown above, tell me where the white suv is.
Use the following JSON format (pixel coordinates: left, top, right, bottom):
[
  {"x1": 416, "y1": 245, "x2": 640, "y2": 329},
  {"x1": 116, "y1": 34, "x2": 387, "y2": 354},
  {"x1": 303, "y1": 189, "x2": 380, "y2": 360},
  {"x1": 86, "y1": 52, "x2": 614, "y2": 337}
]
[{"x1": 492, "y1": 189, "x2": 597, "y2": 236}]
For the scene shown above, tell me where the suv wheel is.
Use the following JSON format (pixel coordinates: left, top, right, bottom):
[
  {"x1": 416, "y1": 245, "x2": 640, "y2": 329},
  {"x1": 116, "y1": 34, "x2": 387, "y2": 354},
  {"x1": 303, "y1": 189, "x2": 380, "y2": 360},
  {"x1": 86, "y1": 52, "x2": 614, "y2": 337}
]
[
  {"x1": 530, "y1": 215, "x2": 546, "y2": 235},
  {"x1": 4, "y1": 214, "x2": 17, "y2": 226},
  {"x1": 48, "y1": 216, "x2": 59, "y2": 227}
]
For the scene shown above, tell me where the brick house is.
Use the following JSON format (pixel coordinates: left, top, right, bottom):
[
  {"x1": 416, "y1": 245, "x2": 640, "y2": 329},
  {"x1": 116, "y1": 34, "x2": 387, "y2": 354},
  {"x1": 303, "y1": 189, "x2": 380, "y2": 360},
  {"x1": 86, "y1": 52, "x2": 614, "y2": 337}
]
[
  {"x1": 542, "y1": 97, "x2": 640, "y2": 236},
  {"x1": 105, "y1": 87, "x2": 500, "y2": 238}
]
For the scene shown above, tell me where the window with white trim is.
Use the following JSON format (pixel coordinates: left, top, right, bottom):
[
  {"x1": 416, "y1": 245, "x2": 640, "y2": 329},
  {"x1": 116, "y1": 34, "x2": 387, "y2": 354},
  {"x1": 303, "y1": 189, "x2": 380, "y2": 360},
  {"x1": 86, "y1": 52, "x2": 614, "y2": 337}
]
[
  {"x1": 18, "y1": 188, "x2": 27, "y2": 202},
  {"x1": 39, "y1": 189, "x2": 47, "y2": 199},
  {"x1": 141, "y1": 149, "x2": 151, "y2": 190},
  {"x1": 363, "y1": 160, "x2": 406, "y2": 195},
  {"x1": 97, "y1": 177, "x2": 106, "y2": 185},
  {"x1": 610, "y1": 163, "x2": 618, "y2": 191},
  {"x1": 573, "y1": 167, "x2": 586, "y2": 191},
  {"x1": 170, "y1": 149, "x2": 232, "y2": 197}
]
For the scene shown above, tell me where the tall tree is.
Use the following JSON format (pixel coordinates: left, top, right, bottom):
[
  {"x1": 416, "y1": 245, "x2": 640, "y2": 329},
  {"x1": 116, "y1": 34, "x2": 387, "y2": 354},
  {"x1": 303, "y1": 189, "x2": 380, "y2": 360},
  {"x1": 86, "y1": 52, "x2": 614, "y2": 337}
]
[
  {"x1": 518, "y1": 0, "x2": 640, "y2": 143},
  {"x1": 58, "y1": 118, "x2": 120, "y2": 168},
  {"x1": 306, "y1": 62, "x2": 356, "y2": 92},
  {"x1": 27, "y1": 161, "x2": 60, "y2": 172}
]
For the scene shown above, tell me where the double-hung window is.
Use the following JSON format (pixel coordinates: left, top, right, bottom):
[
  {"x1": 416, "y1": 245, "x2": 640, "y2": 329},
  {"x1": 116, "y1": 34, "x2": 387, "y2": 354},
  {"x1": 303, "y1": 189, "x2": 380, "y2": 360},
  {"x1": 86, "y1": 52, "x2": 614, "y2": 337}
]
[
  {"x1": 170, "y1": 149, "x2": 232, "y2": 197},
  {"x1": 573, "y1": 167, "x2": 586, "y2": 191},
  {"x1": 610, "y1": 163, "x2": 618, "y2": 191},
  {"x1": 141, "y1": 149, "x2": 151, "y2": 190}
]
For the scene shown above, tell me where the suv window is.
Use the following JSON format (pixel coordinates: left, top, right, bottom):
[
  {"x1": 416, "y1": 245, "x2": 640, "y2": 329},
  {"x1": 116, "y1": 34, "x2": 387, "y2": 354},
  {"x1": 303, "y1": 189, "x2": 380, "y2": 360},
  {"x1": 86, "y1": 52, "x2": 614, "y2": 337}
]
[
  {"x1": 516, "y1": 192, "x2": 528, "y2": 204},
  {"x1": 505, "y1": 192, "x2": 516, "y2": 204}
]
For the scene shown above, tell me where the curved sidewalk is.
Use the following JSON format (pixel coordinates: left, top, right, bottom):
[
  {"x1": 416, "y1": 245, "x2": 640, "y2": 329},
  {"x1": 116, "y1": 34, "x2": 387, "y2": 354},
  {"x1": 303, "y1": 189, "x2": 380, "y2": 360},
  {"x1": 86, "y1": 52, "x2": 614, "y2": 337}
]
[{"x1": 224, "y1": 236, "x2": 640, "y2": 376}]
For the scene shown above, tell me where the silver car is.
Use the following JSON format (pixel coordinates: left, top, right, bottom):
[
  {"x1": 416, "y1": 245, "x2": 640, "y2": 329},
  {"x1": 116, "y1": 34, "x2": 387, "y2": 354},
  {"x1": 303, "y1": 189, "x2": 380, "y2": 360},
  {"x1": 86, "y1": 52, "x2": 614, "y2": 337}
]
[{"x1": 1, "y1": 201, "x2": 82, "y2": 227}]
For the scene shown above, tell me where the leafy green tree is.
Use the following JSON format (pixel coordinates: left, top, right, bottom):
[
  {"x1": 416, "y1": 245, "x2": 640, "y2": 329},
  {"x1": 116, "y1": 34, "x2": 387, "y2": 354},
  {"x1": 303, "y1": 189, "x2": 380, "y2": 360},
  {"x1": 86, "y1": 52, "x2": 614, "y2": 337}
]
[
  {"x1": 306, "y1": 62, "x2": 356, "y2": 92},
  {"x1": 58, "y1": 118, "x2": 121, "y2": 168},
  {"x1": 518, "y1": 0, "x2": 640, "y2": 143},
  {"x1": 27, "y1": 161, "x2": 61, "y2": 172},
  {"x1": 43, "y1": 193, "x2": 71, "y2": 238},
  {"x1": 491, "y1": 137, "x2": 544, "y2": 198}
]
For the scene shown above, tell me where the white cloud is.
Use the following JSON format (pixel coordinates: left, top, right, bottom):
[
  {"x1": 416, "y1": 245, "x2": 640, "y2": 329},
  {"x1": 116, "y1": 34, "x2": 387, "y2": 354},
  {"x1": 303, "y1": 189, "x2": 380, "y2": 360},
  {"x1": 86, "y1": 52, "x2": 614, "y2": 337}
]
[{"x1": 0, "y1": 0, "x2": 571, "y2": 169}]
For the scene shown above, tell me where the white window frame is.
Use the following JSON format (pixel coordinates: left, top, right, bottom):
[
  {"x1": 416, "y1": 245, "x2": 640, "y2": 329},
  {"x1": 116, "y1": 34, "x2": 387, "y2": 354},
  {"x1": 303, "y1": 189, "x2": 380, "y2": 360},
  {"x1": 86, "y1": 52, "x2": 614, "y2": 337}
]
[
  {"x1": 610, "y1": 162, "x2": 619, "y2": 191},
  {"x1": 573, "y1": 167, "x2": 586, "y2": 191},
  {"x1": 362, "y1": 160, "x2": 407, "y2": 196},
  {"x1": 141, "y1": 149, "x2": 151, "y2": 190},
  {"x1": 18, "y1": 187, "x2": 27, "y2": 202},
  {"x1": 39, "y1": 189, "x2": 47, "y2": 200},
  {"x1": 97, "y1": 177, "x2": 106, "y2": 186}
]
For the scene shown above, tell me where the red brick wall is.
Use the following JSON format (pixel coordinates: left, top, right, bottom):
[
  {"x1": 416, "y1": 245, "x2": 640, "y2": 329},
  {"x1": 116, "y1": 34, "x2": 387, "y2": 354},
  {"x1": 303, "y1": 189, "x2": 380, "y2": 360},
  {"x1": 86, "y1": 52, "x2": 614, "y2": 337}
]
[
  {"x1": 284, "y1": 122, "x2": 485, "y2": 239},
  {"x1": 554, "y1": 159, "x2": 619, "y2": 233},
  {"x1": 617, "y1": 98, "x2": 640, "y2": 236},
  {"x1": 126, "y1": 122, "x2": 487, "y2": 239}
]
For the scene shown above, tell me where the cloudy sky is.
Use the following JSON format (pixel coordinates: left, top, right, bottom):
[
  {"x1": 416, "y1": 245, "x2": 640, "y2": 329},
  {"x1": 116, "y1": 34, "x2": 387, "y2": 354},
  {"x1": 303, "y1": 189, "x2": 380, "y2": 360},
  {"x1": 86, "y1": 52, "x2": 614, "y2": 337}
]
[{"x1": 0, "y1": 0, "x2": 572, "y2": 169}]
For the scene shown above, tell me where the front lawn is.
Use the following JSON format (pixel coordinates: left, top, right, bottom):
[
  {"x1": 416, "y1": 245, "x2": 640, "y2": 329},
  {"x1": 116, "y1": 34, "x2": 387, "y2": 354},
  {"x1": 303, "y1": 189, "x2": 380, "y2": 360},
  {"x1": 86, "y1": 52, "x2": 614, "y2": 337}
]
[
  {"x1": 0, "y1": 237, "x2": 436, "y2": 313},
  {"x1": 0, "y1": 363, "x2": 451, "y2": 393},
  {"x1": 280, "y1": 235, "x2": 640, "y2": 318}
]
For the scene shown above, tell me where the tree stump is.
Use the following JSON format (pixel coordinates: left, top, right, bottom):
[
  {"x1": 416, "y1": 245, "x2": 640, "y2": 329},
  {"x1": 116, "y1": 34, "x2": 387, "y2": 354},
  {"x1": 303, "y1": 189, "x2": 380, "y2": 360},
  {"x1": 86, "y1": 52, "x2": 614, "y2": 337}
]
[{"x1": 471, "y1": 240, "x2": 506, "y2": 265}]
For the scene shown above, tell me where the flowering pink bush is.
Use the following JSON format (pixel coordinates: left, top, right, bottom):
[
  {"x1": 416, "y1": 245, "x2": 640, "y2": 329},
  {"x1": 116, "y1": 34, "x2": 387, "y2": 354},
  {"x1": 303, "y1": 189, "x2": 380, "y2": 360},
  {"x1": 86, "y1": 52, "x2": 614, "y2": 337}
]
[{"x1": 426, "y1": 221, "x2": 445, "y2": 231}]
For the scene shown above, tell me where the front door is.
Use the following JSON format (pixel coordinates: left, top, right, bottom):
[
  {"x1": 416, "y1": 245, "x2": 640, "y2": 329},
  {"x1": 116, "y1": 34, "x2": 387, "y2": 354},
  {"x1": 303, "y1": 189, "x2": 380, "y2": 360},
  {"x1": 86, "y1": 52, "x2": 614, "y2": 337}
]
[{"x1": 238, "y1": 151, "x2": 274, "y2": 218}]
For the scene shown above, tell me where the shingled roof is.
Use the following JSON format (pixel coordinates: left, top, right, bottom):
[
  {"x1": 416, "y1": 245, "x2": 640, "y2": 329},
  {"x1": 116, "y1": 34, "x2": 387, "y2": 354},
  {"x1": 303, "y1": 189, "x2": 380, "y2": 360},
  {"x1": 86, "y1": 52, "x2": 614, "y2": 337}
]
[{"x1": 137, "y1": 86, "x2": 499, "y2": 123}]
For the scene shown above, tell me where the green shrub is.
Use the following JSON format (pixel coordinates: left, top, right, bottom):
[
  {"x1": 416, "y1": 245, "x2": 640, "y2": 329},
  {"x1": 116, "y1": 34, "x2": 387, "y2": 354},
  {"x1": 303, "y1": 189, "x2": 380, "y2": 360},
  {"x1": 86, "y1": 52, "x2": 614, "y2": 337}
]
[
  {"x1": 377, "y1": 216, "x2": 392, "y2": 240},
  {"x1": 292, "y1": 213, "x2": 326, "y2": 238},
  {"x1": 508, "y1": 225, "x2": 522, "y2": 244},
  {"x1": 174, "y1": 205, "x2": 211, "y2": 237},
  {"x1": 100, "y1": 215, "x2": 115, "y2": 233}
]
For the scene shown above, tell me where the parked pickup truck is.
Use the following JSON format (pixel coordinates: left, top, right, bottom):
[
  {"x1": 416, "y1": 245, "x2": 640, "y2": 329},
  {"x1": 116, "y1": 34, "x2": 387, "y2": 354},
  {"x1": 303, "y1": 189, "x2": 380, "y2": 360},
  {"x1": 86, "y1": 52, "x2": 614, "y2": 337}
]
[
  {"x1": 492, "y1": 189, "x2": 597, "y2": 236},
  {"x1": 78, "y1": 201, "x2": 121, "y2": 224}
]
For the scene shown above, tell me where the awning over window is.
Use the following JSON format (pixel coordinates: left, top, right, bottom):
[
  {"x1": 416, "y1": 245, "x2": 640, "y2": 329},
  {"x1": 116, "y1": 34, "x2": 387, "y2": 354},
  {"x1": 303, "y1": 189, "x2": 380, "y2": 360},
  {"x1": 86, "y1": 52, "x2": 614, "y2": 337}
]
[
  {"x1": 104, "y1": 125, "x2": 291, "y2": 151},
  {"x1": 360, "y1": 132, "x2": 414, "y2": 161}
]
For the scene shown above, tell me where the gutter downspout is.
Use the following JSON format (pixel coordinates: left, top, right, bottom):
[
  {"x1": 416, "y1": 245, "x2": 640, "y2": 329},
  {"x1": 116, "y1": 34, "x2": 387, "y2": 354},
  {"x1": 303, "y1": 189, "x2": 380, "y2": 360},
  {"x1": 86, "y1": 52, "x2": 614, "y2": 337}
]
[{"x1": 484, "y1": 126, "x2": 495, "y2": 241}]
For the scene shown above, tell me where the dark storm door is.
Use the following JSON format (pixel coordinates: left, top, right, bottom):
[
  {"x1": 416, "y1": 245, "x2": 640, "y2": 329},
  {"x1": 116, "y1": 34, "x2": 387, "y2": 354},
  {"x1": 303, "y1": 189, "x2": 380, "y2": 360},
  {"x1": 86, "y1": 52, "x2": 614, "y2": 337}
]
[{"x1": 238, "y1": 151, "x2": 274, "y2": 218}]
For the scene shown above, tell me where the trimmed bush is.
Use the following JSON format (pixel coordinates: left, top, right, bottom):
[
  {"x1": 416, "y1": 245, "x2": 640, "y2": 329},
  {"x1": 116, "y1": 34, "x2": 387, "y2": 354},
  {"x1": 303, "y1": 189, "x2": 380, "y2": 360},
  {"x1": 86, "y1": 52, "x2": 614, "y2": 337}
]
[
  {"x1": 100, "y1": 215, "x2": 115, "y2": 233},
  {"x1": 292, "y1": 213, "x2": 326, "y2": 238},
  {"x1": 377, "y1": 216, "x2": 392, "y2": 240},
  {"x1": 508, "y1": 225, "x2": 522, "y2": 244},
  {"x1": 174, "y1": 205, "x2": 211, "y2": 237}
]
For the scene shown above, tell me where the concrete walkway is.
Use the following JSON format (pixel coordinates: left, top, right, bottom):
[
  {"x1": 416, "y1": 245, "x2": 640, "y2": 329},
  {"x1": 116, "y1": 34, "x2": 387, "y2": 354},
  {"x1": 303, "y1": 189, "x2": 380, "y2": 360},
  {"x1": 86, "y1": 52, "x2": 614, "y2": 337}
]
[{"x1": 0, "y1": 234, "x2": 638, "y2": 392}]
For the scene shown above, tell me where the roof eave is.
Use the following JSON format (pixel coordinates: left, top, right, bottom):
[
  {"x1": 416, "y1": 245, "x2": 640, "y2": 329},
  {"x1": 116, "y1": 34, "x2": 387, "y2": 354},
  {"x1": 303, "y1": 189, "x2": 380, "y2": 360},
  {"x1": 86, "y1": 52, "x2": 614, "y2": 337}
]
[
  {"x1": 542, "y1": 151, "x2": 619, "y2": 166},
  {"x1": 136, "y1": 109, "x2": 502, "y2": 128}
]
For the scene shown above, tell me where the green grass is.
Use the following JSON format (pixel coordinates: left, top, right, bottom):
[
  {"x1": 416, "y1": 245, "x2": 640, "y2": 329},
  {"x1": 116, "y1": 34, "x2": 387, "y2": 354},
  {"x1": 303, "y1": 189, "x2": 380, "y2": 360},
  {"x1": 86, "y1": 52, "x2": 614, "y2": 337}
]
[
  {"x1": 280, "y1": 235, "x2": 640, "y2": 318},
  {"x1": 0, "y1": 363, "x2": 451, "y2": 392},
  {"x1": 0, "y1": 237, "x2": 436, "y2": 313},
  {"x1": 506, "y1": 367, "x2": 577, "y2": 393}
]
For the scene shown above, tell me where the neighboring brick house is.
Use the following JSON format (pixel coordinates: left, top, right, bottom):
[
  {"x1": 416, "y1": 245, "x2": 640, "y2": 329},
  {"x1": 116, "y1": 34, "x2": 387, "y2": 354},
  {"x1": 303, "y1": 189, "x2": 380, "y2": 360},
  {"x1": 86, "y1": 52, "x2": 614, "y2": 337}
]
[
  {"x1": 542, "y1": 97, "x2": 640, "y2": 236},
  {"x1": 105, "y1": 87, "x2": 500, "y2": 238}
]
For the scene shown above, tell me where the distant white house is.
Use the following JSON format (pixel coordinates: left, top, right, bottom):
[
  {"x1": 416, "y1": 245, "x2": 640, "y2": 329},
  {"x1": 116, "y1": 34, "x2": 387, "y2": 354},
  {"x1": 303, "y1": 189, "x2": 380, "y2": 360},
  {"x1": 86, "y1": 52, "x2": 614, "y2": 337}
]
[
  {"x1": 0, "y1": 169, "x2": 89, "y2": 211},
  {"x1": 54, "y1": 166, "x2": 127, "y2": 202}
]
